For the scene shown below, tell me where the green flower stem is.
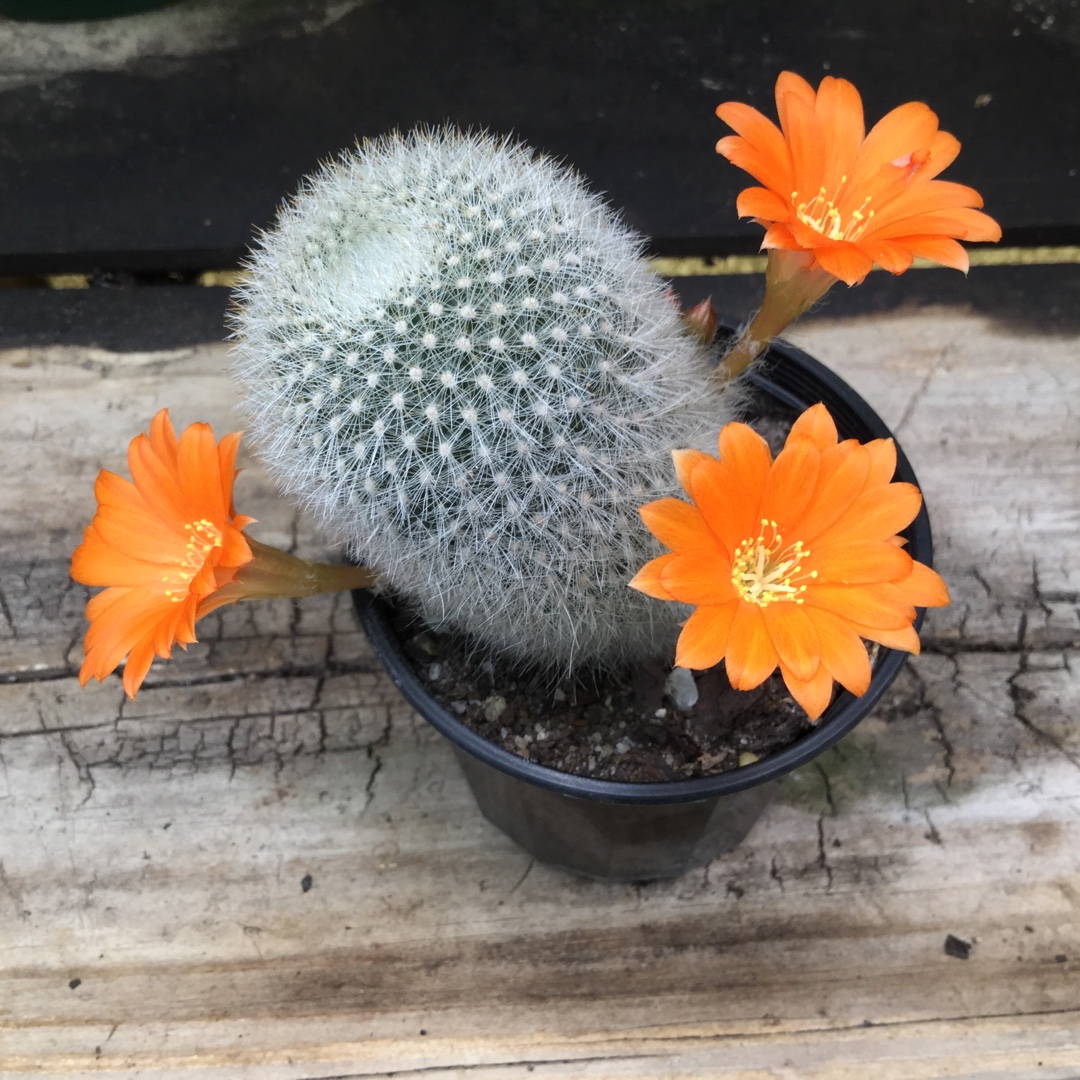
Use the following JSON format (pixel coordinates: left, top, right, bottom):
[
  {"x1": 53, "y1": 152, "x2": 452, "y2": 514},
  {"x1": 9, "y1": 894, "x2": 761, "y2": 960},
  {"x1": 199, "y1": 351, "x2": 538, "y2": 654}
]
[
  {"x1": 217, "y1": 536, "x2": 376, "y2": 603},
  {"x1": 720, "y1": 250, "x2": 838, "y2": 381}
]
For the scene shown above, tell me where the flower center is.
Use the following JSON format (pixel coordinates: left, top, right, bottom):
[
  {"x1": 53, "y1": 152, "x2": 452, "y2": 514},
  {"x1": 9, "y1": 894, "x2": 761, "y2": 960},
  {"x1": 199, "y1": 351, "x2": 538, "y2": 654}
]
[
  {"x1": 793, "y1": 179, "x2": 874, "y2": 242},
  {"x1": 163, "y1": 518, "x2": 223, "y2": 602},
  {"x1": 731, "y1": 519, "x2": 817, "y2": 607}
]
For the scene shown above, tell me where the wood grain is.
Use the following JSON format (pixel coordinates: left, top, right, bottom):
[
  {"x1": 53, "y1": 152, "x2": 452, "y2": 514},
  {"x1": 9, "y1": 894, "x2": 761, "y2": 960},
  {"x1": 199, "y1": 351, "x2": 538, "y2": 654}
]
[{"x1": 0, "y1": 310, "x2": 1078, "y2": 1077}]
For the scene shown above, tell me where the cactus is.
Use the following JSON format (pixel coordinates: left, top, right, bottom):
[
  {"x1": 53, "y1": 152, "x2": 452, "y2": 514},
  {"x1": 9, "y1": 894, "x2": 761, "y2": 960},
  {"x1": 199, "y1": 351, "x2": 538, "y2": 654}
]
[{"x1": 232, "y1": 129, "x2": 742, "y2": 670}]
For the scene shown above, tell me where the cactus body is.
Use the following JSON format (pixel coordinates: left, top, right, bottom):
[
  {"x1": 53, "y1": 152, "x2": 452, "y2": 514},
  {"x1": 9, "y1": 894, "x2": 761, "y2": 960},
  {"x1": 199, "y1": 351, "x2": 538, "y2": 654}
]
[{"x1": 233, "y1": 130, "x2": 740, "y2": 669}]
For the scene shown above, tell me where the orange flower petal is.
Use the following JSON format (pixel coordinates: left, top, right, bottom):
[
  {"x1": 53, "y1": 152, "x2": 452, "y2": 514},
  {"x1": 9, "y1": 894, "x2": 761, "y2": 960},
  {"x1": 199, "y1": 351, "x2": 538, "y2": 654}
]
[
  {"x1": 861, "y1": 239, "x2": 915, "y2": 275},
  {"x1": 850, "y1": 621, "x2": 922, "y2": 654},
  {"x1": 715, "y1": 136, "x2": 790, "y2": 197},
  {"x1": 686, "y1": 456, "x2": 759, "y2": 556},
  {"x1": 724, "y1": 603, "x2": 779, "y2": 690},
  {"x1": 149, "y1": 408, "x2": 180, "y2": 465},
  {"x1": 795, "y1": 443, "x2": 870, "y2": 542},
  {"x1": 869, "y1": 179, "x2": 988, "y2": 224},
  {"x1": 809, "y1": 607, "x2": 872, "y2": 697},
  {"x1": 862, "y1": 438, "x2": 897, "y2": 491},
  {"x1": 782, "y1": 90, "x2": 827, "y2": 200},
  {"x1": 920, "y1": 129, "x2": 962, "y2": 181},
  {"x1": 178, "y1": 423, "x2": 233, "y2": 520},
  {"x1": 216, "y1": 430, "x2": 243, "y2": 491},
  {"x1": 802, "y1": 582, "x2": 916, "y2": 630},
  {"x1": 786, "y1": 402, "x2": 838, "y2": 451},
  {"x1": 736, "y1": 185, "x2": 793, "y2": 221},
  {"x1": 759, "y1": 435, "x2": 820, "y2": 526},
  {"x1": 715, "y1": 102, "x2": 792, "y2": 194},
  {"x1": 810, "y1": 539, "x2": 913, "y2": 585},
  {"x1": 703, "y1": 422, "x2": 772, "y2": 535},
  {"x1": 718, "y1": 420, "x2": 772, "y2": 482},
  {"x1": 775, "y1": 70, "x2": 818, "y2": 137},
  {"x1": 894, "y1": 559, "x2": 950, "y2": 608},
  {"x1": 760, "y1": 222, "x2": 802, "y2": 250},
  {"x1": 812, "y1": 244, "x2": 876, "y2": 286},
  {"x1": 627, "y1": 553, "x2": 680, "y2": 600},
  {"x1": 639, "y1": 498, "x2": 722, "y2": 557},
  {"x1": 659, "y1": 552, "x2": 737, "y2": 606},
  {"x1": 875, "y1": 205, "x2": 1000, "y2": 243},
  {"x1": 219, "y1": 526, "x2": 254, "y2": 569},
  {"x1": 93, "y1": 466, "x2": 140, "y2": 509},
  {"x1": 81, "y1": 503, "x2": 192, "y2": 567},
  {"x1": 813, "y1": 481, "x2": 922, "y2": 548},
  {"x1": 815, "y1": 76, "x2": 865, "y2": 189},
  {"x1": 893, "y1": 235, "x2": 971, "y2": 273},
  {"x1": 671, "y1": 448, "x2": 714, "y2": 496},
  {"x1": 71, "y1": 527, "x2": 173, "y2": 587},
  {"x1": 92, "y1": 473, "x2": 175, "y2": 521},
  {"x1": 851, "y1": 101, "x2": 939, "y2": 188},
  {"x1": 128, "y1": 434, "x2": 189, "y2": 525},
  {"x1": 121, "y1": 638, "x2": 160, "y2": 700},
  {"x1": 762, "y1": 603, "x2": 820, "y2": 683},
  {"x1": 780, "y1": 662, "x2": 835, "y2": 722},
  {"x1": 675, "y1": 601, "x2": 740, "y2": 670}
]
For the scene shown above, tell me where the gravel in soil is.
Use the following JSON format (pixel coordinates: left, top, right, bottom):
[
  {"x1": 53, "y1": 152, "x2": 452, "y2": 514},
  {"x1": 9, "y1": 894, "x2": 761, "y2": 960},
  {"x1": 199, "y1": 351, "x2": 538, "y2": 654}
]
[{"x1": 391, "y1": 606, "x2": 820, "y2": 783}]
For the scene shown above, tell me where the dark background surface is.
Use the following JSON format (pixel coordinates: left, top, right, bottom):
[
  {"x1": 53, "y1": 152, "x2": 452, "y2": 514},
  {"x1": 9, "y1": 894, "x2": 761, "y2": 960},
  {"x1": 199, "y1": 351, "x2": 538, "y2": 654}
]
[
  {"x1": 2, "y1": 0, "x2": 1078, "y2": 271},
  {"x1": 3, "y1": 261, "x2": 1077, "y2": 352},
  {"x1": 1, "y1": 0, "x2": 1077, "y2": 347}
]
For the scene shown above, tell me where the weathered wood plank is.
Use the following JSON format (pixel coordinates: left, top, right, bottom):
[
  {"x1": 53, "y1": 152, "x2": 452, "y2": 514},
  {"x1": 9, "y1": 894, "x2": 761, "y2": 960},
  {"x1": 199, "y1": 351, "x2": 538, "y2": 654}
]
[
  {"x1": 0, "y1": 310, "x2": 1078, "y2": 1076},
  {"x1": 792, "y1": 312, "x2": 1080, "y2": 651},
  {"x1": 2, "y1": 312, "x2": 1076, "y2": 676},
  {"x1": 2, "y1": 662, "x2": 1079, "y2": 1077}
]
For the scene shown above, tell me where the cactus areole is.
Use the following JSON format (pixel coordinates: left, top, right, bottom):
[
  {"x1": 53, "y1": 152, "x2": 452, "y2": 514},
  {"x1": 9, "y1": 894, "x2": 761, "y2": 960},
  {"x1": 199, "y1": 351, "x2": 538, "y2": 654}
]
[{"x1": 233, "y1": 130, "x2": 740, "y2": 671}]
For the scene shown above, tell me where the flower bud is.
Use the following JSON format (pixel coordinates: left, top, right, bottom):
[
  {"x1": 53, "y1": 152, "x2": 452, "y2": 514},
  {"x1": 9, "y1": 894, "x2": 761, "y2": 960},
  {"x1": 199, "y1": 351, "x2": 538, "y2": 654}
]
[{"x1": 683, "y1": 297, "x2": 719, "y2": 345}]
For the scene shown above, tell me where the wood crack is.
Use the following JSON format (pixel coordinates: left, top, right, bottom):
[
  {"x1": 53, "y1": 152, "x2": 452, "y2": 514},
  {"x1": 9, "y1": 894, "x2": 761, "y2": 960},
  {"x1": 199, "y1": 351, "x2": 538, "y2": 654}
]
[
  {"x1": 815, "y1": 814, "x2": 833, "y2": 892},
  {"x1": 302, "y1": 1003, "x2": 1080, "y2": 1078},
  {"x1": 909, "y1": 662, "x2": 956, "y2": 792}
]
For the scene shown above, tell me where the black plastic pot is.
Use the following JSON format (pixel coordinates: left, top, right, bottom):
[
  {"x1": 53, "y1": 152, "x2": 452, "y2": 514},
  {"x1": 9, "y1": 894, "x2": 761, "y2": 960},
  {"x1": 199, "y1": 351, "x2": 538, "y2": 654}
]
[{"x1": 353, "y1": 333, "x2": 932, "y2": 881}]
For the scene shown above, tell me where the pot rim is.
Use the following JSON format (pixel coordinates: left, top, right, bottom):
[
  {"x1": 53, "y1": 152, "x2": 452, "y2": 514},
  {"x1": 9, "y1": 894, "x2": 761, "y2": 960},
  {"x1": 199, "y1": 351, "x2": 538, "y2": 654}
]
[{"x1": 353, "y1": 330, "x2": 932, "y2": 805}]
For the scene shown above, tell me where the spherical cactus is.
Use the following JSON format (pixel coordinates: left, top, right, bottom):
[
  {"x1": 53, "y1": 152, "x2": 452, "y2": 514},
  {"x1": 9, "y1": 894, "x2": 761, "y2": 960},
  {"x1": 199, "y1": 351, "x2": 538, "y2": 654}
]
[{"x1": 232, "y1": 129, "x2": 741, "y2": 670}]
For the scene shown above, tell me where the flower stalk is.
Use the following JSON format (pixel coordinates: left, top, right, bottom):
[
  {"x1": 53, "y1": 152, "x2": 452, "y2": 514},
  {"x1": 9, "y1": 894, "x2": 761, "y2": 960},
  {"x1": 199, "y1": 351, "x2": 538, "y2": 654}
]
[
  {"x1": 720, "y1": 250, "x2": 838, "y2": 380},
  {"x1": 215, "y1": 537, "x2": 375, "y2": 605}
]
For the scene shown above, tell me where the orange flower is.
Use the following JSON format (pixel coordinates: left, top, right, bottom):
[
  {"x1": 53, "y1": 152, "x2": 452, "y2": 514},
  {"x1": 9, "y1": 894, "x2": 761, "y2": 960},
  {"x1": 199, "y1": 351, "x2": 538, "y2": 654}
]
[
  {"x1": 71, "y1": 410, "x2": 256, "y2": 698},
  {"x1": 72, "y1": 410, "x2": 374, "y2": 698},
  {"x1": 629, "y1": 404, "x2": 949, "y2": 721},
  {"x1": 716, "y1": 72, "x2": 1002, "y2": 286}
]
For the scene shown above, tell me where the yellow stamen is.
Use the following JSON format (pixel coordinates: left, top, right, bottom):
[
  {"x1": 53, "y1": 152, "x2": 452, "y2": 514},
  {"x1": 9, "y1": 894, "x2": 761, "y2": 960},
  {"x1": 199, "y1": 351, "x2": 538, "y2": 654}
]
[
  {"x1": 161, "y1": 519, "x2": 224, "y2": 600},
  {"x1": 793, "y1": 182, "x2": 874, "y2": 242},
  {"x1": 731, "y1": 519, "x2": 817, "y2": 606}
]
